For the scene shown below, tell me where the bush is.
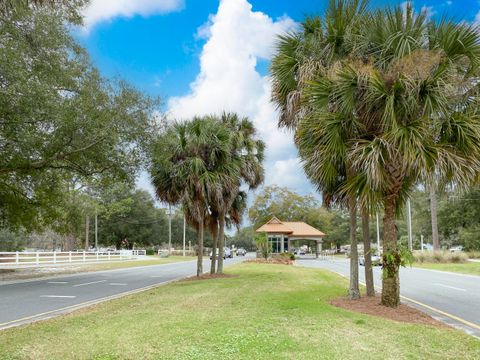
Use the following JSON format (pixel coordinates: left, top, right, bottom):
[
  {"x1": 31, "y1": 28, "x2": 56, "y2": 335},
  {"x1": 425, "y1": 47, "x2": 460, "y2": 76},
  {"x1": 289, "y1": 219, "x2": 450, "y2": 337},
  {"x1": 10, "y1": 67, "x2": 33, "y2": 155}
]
[
  {"x1": 413, "y1": 250, "x2": 468, "y2": 264},
  {"x1": 279, "y1": 252, "x2": 295, "y2": 261},
  {"x1": 255, "y1": 232, "x2": 270, "y2": 260},
  {"x1": 467, "y1": 251, "x2": 480, "y2": 259},
  {"x1": 146, "y1": 249, "x2": 155, "y2": 256}
]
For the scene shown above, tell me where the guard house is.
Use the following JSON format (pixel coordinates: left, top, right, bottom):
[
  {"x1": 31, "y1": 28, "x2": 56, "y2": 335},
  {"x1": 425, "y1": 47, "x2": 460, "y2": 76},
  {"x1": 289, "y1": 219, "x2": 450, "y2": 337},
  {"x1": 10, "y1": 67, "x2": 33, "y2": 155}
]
[{"x1": 255, "y1": 217, "x2": 326, "y2": 257}]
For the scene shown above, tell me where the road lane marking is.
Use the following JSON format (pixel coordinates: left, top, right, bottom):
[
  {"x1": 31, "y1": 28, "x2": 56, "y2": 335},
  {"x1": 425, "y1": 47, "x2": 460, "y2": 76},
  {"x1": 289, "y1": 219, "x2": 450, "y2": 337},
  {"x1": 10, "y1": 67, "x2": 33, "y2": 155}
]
[
  {"x1": 109, "y1": 283, "x2": 127, "y2": 286},
  {"x1": 302, "y1": 265, "x2": 480, "y2": 333},
  {"x1": 150, "y1": 275, "x2": 164, "y2": 278},
  {"x1": 40, "y1": 295, "x2": 76, "y2": 298},
  {"x1": 0, "y1": 278, "x2": 181, "y2": 330},
  {"x1": 47, "y1": 281, "x2": 68, "y2": 284},
  {"x1": 400, "y1": 295, "x2": 480, "y2": 331},
  {"x1": 73, "y1": 280, "x2": 106, "y2": 287},
  {"x1": 433, "y1": 283, "x2": 467, "y2": 292}
]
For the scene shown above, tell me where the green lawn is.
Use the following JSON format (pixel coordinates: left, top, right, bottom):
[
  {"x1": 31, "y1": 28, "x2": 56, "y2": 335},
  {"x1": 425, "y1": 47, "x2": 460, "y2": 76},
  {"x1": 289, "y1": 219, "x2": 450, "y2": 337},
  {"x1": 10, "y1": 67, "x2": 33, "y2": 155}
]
[
  {"x1": 0, "y1": 264, "x2": 478, "y2": 360},
  {"x1": 413, "y1": 261, "x2": 480, "y2": 276}
]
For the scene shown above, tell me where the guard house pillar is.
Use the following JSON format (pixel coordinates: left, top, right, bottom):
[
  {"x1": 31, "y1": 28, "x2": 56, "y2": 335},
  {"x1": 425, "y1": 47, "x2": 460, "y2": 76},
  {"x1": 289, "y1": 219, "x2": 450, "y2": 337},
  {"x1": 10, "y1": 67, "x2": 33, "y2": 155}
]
[
  {"x1": 280, "y1": 234, "x2": 284, "y2": 253},
  {"x1": 316, "y1": 241, "x2": 322, "y2": 258}
]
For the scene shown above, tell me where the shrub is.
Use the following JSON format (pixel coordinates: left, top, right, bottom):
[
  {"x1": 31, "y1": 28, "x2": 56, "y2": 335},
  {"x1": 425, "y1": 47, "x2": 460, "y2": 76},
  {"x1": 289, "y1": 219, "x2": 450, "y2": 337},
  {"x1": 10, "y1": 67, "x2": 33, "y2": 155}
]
[
  {"x1": 279, "y1": 252, "x2": 295, "y2": 261},
  {"x1": 146, "y1": 249, "x2": 155, "y2": 256},
  {"x1": 413, "y1": 250, "x2": 468, "y2": 264},
  {"x1": 255, "y1": 232, "x2": 270, "y2": 260},
  {"x1": 467, "y1": 251, "x2": 480, "y2": 259}
]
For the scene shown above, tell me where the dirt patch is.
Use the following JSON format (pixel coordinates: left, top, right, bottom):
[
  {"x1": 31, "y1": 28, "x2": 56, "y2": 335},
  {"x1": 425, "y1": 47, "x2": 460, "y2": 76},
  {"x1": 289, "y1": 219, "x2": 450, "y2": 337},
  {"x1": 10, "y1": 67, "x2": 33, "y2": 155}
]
[
  {"x1": 245, "y1": 259, "x2": 294, "y2": 265},
  {"x1": 331, "y1": 294, "x2": 447, "y2": 328},
  {"x1": 182, "y1": 273, "x2": 238, "y2": 281}
]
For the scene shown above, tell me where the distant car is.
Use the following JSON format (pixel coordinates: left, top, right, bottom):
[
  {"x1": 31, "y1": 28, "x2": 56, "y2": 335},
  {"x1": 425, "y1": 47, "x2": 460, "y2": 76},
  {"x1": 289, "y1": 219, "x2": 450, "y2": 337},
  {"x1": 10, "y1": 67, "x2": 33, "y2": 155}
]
[
  {"x1": 450, "y1": 246, "x2": 464, "y2": 252},
  {"x1": 359, "y1": 255, "x2": 382, "y2": 266},
  {"x1": 294, "y1": 249, "x2": 306, "y2": 255},
  {"x1": 210, "y1": 248, "x2": 232, "y2": 260},
  {"x1": 236, "y1": 248, "x2": 247, "y2": 256}
]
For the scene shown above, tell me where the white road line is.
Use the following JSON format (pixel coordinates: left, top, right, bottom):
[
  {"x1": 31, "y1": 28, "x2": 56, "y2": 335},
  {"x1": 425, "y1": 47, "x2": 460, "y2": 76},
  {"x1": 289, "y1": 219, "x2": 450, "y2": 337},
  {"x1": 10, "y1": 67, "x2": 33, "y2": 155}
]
[
  {"x1": 73, "y1": 280, "x2": 106, "y2": 287},
  {"x1": 109, "y1": 283, "x2": 127, "y2": 286},
  {"x1": 47, "y1": 281, "x2": 68, "y2": 284},
  {"x1": 40, "y1": 295, "x2": 76, "y2": 298},
  {"x1": 433, "y1": 283, "x2": 467, "y2": 292},
  {"x1": 150, "y1": 275, "x2": 164, "y2": 278}
]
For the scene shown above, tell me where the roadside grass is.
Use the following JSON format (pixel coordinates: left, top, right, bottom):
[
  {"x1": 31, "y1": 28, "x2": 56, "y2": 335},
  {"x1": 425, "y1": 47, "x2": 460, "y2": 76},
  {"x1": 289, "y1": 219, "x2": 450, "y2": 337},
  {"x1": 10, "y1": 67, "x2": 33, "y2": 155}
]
[
  {"x1": 412, "y1": 261, "x2": 480, "y2": 276},
  {"x1": 0, "y1": 256, "x2": 196, "y2": 283},
  {"x1": 0, "y1": 264, "x2": 478, "y2": 360}
]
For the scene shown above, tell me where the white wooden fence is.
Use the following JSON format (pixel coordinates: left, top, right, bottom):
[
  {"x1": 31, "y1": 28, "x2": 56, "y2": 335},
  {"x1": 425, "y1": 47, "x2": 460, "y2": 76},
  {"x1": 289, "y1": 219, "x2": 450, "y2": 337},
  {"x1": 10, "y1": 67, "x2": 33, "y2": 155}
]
[{"x1": 0, "y1": 249, "x2": 146, "y2": 267}]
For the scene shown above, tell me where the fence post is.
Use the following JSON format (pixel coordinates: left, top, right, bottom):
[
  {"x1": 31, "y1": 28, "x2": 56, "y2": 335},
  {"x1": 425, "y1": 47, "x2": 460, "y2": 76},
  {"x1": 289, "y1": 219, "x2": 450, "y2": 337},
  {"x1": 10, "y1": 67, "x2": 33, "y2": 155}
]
[
  {"x1": 108, "y1": 251, "x2": 111, "y2": 261},
  {"x1": 36, "y1": 251, "x2": 39, "y2": 265},
  {"x1": 15, "y1": 251, "x2": 19, "y2": 264},
  {"x1": 69, "y1": 251, "x2": 72, "y2": 263},
  {"x1": 96, "y1": 251, "x2": 99, "y2": 262},
  {"x1": 53, "y1": 251, "x2": 56, "y2": 264},
  {"x1": 83, "y1": 250, "x2": 86, "y2": 262}
]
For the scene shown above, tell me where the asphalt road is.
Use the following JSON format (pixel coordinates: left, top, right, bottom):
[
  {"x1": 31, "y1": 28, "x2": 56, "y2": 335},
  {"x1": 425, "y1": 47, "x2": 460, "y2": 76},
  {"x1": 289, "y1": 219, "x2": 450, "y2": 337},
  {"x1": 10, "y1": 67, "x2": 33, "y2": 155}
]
[
  {"x1": 0, "y1": 255, "x2": 251, "y2": 329},
  {"x1": 297, "y1": 257, "x2": 480, "y2": 337}
]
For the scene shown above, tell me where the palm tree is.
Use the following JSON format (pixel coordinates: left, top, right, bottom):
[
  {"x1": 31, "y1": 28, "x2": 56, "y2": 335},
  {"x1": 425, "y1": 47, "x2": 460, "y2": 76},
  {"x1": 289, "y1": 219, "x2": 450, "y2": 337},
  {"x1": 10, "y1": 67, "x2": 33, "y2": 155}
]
[
  {"x1": 270, "y1": 0, "x2": 370, "y2": 299},
  {"x1": 298, "y1": 4, "x2": 480, "y2": 307},
  {"x1": 151, "y1": 118, "x2": 235, "y2": 276},
  {"x1": 215, "y1": 113, "x2": 264, "y2": 274}
]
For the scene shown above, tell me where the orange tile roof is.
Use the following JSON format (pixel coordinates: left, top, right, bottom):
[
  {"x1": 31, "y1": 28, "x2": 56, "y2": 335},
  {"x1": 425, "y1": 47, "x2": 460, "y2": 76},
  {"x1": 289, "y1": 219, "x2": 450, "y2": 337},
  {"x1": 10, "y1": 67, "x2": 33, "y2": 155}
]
[{"x1": 255, "y1": 217, "x2": 326, "y2": 237}]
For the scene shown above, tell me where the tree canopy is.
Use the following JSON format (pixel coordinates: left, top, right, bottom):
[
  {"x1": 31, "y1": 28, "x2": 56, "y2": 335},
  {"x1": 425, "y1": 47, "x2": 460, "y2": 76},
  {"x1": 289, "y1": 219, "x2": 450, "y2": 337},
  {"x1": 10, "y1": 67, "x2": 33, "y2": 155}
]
[{"x1": 0, "y1": 3, "x2": 157, "y2": 230}]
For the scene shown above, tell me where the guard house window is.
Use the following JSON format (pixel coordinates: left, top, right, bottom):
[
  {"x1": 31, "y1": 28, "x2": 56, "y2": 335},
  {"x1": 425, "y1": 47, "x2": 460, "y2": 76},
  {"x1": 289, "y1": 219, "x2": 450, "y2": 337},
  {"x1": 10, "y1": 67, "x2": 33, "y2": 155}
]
[
  {"x1": 284, "y1": 237, "x2": 289, "y2": 252},
  {"x1": 268, "y1": 235, "x2": 281, "y2": 253}
]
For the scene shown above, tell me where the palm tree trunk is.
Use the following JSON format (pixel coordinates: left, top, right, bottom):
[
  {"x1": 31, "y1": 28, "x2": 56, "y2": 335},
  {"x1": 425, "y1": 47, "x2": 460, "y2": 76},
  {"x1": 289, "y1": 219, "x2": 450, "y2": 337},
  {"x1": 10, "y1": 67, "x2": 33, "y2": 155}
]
[
  {"x1": 216, "y1": 212, "x2": 226, "y2": 274},
  {"x1": 429, "y1": 184, "x2": 440, "y2": 251},
  {"x1": 381, "y1": 196, "x2": 400, "y2": 307},
  {"x1": 196, "y1": 219, "x2": 204, "y2": 277},
  {"x1": 362, "y1": 209, "x2": 375, "y2": 297},
  {"x1": 210, "y1": 222, "x2": 218, "y2": 274},
  {"x1": 348, "y1": 199, "x2": 360, "y2": 300}
]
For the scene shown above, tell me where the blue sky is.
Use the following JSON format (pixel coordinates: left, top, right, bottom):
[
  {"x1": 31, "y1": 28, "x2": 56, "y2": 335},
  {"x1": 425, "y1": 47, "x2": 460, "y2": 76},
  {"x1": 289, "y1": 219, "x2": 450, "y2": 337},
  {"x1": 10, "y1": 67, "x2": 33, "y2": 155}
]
[{"x1": 76, "y1": 0, "x2": 480, "y2": 201}]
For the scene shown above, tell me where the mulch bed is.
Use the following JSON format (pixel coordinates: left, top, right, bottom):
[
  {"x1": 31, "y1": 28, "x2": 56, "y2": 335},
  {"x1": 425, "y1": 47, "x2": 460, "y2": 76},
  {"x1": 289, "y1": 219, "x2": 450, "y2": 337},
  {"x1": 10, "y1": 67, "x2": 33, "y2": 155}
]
[
  {"x1": 245, "y1": 259, "x2": 294, "y2": 265},
  {"x1": 331, "y1": 294, "x2": 447, "y2": 328},
  {"x1": 181, "y1": 273, "x2": 238, "y2": 281}
]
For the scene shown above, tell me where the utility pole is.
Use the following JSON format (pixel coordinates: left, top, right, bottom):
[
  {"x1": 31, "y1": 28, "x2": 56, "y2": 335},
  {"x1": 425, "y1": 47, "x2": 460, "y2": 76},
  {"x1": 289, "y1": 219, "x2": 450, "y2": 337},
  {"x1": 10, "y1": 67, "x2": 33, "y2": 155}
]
[
  {"x1": 376, "y1": 212, "x2": 381, "y2": 255},
  {"x1": 85, "y1": 215, "x2": 89, "y2": 250},
  {"x1": 183, "y1": 214, "x2": 186, "y2": 257},
  {"x1": 95, "y1": 209, "x2": 98, "y2": 250},
  {"x1": 407, "y1": 198, "x2": 413, "y2": 251},
  {"x1": 168, "y1": 205, "x2": 172, "y2": 254}
]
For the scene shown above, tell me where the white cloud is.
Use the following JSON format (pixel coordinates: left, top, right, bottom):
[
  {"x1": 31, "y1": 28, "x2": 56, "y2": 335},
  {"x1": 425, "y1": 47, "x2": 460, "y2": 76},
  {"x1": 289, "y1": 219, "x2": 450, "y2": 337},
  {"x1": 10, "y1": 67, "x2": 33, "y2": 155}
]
[
  {"x1": 167, "y1": 0, "x2": 313, "y2": 196},
  {"x1": 82, "y1": 0, "x2": 184, "y2": 31}
]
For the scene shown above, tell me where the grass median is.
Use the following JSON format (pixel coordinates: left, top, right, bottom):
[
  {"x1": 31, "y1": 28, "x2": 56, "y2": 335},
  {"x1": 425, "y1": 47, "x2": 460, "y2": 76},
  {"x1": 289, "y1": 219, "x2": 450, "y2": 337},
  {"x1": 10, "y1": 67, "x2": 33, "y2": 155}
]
[
  {"x1": 412, "y1": 261, "x2": 480, "y2": 276},
  {"x1": 0, "y1": 263, "x2": 478, "y2": 360}
]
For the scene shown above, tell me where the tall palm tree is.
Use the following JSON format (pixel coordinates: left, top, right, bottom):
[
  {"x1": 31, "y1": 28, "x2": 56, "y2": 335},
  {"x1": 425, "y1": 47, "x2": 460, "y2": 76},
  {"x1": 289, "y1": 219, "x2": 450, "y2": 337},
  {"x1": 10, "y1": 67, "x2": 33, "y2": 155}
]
[
  {"x1": 299, "y1": 4, "x2": 480, "y2": 307},
  {"x1": 215, "y1": 113, "x2": 264, "y2": 274},
  {"x1": 151, "y1": 118, "x2": 236, "y2": 276},
  {"x1": 270, "y1": 0, "x2": 370, "y2": 299}
]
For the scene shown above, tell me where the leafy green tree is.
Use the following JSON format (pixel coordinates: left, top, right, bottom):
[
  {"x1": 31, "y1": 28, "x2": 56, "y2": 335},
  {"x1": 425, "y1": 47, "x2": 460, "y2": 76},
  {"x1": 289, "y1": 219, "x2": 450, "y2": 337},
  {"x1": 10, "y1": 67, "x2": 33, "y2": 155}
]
[
  {"x1": 0, "y1": 229, "x2": 26, "y2": 251},
  {"x1": 228, "y1": 226, "x2": 255, "y2": 251},
  {"x1": 0, "y1": 4, "x2": 156, "y2": 231},
  {"x1": 248, "y1": 185, "x2": 321, "y2": 229}
]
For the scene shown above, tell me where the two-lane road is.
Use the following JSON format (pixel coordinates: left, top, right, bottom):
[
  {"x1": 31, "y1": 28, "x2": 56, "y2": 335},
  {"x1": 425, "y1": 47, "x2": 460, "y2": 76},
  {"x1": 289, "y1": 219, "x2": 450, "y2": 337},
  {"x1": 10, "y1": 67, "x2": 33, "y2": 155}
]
[
  {"x1": 0, "y1": 255, "x2": 251, "y2": 329},
  {"x1": 297, "y1": 257, "x2": 480, "y2": 337}
]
